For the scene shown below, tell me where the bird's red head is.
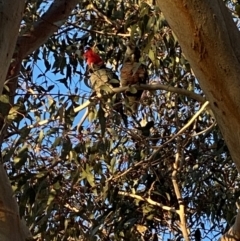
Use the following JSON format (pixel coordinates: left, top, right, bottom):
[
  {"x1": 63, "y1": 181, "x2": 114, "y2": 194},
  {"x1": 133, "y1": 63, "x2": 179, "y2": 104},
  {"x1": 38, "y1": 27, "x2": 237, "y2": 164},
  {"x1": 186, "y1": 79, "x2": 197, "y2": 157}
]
[{"x1": 84, "y1": 48, "x2": 104, "y2": 67}]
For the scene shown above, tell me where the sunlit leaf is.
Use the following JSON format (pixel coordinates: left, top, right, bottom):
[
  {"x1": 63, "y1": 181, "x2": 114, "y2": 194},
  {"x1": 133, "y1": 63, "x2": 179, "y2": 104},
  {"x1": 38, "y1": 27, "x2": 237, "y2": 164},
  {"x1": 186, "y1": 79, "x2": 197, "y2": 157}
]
[
  {"x1": 98, "y1": 106, "x2": 106, "y2": 136},
  {"x1": 38, "y1": 130, "x2": 44, "y2": 144}
]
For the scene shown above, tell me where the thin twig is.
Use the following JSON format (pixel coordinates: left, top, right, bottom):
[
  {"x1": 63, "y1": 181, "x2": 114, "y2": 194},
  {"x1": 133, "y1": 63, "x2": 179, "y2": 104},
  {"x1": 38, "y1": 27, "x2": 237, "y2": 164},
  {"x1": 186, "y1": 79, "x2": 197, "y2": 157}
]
[
  {"x1": 76, "y1": 108, "x2": 89, "y2": 132},
  {"x1": 191, "y1": 120, "x2": 216, "y2": 137},
  {"x1": 89, "y1": 3, "x2": 113, "y2": 25},
  {"x1": 149, "y1": 101, "x2": 209, "y2": 161},
  {"x1": 68, "y1": 23, "x2": 131, "y2": 37},
  {"x1": 27, "y1": 116, "x2": 59, "y2": 129},
  {"x1": 112, "y1": 160, "x2": 146, "y2": 181},
  {"x1": 118, "y1": 191, "x2": 179, "y2": 214},
  {"x1": 74, "y1": 100, "x2": 91, "y2": 113},
  {"x1": 172, "y1": 151, "x2": 190, "y2": 241}
]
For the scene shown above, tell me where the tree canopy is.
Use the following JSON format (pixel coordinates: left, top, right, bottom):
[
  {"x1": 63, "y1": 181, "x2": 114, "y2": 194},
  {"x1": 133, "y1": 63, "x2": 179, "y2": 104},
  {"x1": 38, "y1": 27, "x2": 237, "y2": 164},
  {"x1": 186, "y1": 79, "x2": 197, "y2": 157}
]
[{"x1": 1, "y1": 0, "x2": 240, "y2": 241}]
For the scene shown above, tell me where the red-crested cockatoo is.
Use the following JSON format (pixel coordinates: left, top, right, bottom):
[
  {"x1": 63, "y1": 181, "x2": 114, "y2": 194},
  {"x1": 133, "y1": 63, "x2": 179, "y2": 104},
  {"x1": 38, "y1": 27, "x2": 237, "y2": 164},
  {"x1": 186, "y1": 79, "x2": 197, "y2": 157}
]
[
  {"x1": 120, "y1": 44, "x2": 148, "y2": 115},
  {"x1": 84, "y1": 47, "x2": 128, "y2": 126}
]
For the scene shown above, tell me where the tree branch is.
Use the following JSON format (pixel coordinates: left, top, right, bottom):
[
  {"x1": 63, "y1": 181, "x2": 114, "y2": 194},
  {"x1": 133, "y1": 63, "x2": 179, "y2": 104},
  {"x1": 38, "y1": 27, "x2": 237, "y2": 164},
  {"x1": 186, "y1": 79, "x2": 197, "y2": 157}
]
[
  {"x1": 113, "y1": 83, "x2": 205, "y2": 103},
  {"x1": 172, "y1": 152, "x2": 189, "y2": 241},
  {"x1": 149, "y1": 101, "x2": 209, "y2": 160},
  {"x1": 68, "y1": 24, "x2": 131, "y2": 37},
  {"x1": 73, "y1": 83, "x2": 205, "y2": 113},
  {"x1": 18, "y1": 0, "x2": 79, "y2": 59},
  {"x1": 118, "y1": 191, "x2": 178, "y2": 214}
]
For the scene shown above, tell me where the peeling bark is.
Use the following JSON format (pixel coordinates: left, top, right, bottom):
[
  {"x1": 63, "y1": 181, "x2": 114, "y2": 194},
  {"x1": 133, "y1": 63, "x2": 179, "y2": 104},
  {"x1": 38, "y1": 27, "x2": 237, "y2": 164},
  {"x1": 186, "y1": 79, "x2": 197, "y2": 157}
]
[{"x1": 156, "y1": 0, "x2": 240, "y2": 239}]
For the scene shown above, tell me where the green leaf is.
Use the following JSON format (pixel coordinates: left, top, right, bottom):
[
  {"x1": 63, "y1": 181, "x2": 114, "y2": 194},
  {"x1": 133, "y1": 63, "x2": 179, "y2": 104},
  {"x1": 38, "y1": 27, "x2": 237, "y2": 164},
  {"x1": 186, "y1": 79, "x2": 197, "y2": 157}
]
[
  {"x1": 47, "y1": 188, "x2": 56, "y2": 206},
  {"x1": 146, "y1": 15, "x2": 155, "y2": 32},
  {"x1": 88, "y1": 107, "x2": 97, "y2": 122},
  {"x1": 128, "y1": 86, "x2": 137, "y2": 94},
  {"x1": 100, "y1": 84, "x2": 113, "y2": 93},
  {"x1": 57, "y1": 78, "x2": 68, "y2": 88},
  {"x1": 44, "y1": 59, "x2": 51, "y2": 72},
  {"x1": 98, "y1": 106, "x2": 106, "y2": 136},
  {"x1": 47, "y1": 85, "x2": 55, "y2": 92},
  {"x1": 82, "y1": 167, "x2": 95, "y2": 187},
  {"x1": 52, "y1": 137, "x2": 62, "y2": 148},
  {"x1": 38, "y1": 130, "x2": 44, "y2": 144},
  {"x1": 110, "y1": 156, "x2": 117, "y2": 173},
  {"x1": 0, "y1": 94, "x2": 10, "y2": 116},
  {"x1": 148, "y1": 49, "x2": 155, "y2": 64},
  {"x1": 66, "y1": 64, "x2": 72, "y2": 81},
  {"x1": 14, "y1": 145, "x2": 29, "y2": 169},
  {"x1": 235, "y1": 4, "x2": 240, "y2": 17}
]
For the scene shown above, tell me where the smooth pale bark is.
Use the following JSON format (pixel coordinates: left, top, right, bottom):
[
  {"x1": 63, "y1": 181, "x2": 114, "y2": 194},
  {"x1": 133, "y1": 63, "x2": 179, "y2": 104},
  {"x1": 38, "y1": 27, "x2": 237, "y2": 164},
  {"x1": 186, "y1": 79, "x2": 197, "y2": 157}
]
[
  {"x1": 0, "y1": 0, "x2": 79, "y2": 240},
  {"x1": 0, "y1": 1, "x2": 27, "y2": 240},
  {"x1": 0, "y1": 1, "x2": 25, "y2": 93},
  {"x1": 0, "y1": 166, "x2": 32, "y2": 241},
  {"x1": 156, "y1": 0, "x2": 240, "y2": 240}
]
